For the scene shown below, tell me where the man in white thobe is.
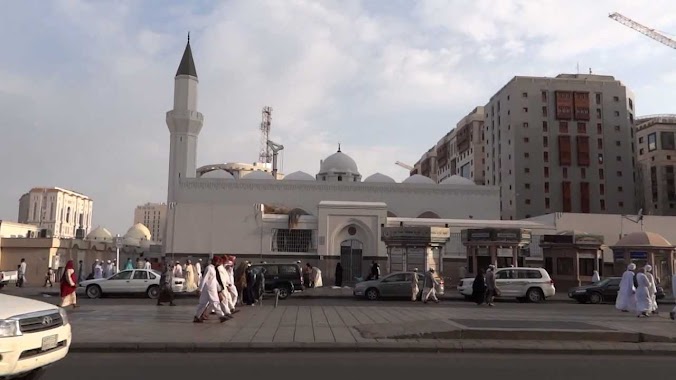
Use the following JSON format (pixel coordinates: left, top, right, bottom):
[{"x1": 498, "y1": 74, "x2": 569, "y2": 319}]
[
  {"x1": 103, "y1": 260, "x2": 114, "y2": 278},
  {"x1": 635, "y1": 268, "x2": 651, "y2": 317},
  {"x1": 173, "y1": 262, "x2": 183, "y2": 278},
  {"x1": 592, "y1": 270, "x2": 600, "y2": 283},
  {"x1": 312, "y1": 266, "x2": 323, "y2": 288},
  {"x1": 215, "y1": 261, "x2": 233, "y2": 318},
  {"x1": 644, "y1": 265, "x2": 658, "y2": 315},
  {"x1": 615, "y1": 263, "x2": 636, "y2": 312},
  {"x1": 93, "y1": 262, "x2": 103, "y2": 279},
  {"x1": 18, "y1": 259, "x2": 27, "y2": 287},
  {"x1": 411, "y1": 268, "x2": 420, "y2": 302},
  {"x1": 144, "y1": 259, "x2": 152, "y2": 270},
  {"x1": 195, "y1": 259, "x2": 203, "y2": 285},
  {"x1": 194, "y1": 261, "x2": 228, "y2": 323},
  {"x1": 225, "y1": 259, "x2": 238, "y2": 312}
]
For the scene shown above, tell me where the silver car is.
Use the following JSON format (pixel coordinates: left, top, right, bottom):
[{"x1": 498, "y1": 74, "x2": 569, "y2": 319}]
[
  {"x1": 79, "y1": 269, "x2": 185, "y2": 299},
  {"x1": 353, "y1": 271, "x2": 445, "y2": 301}
]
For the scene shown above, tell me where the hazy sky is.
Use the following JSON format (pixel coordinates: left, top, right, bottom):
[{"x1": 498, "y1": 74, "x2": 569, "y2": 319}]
[{"x1": 1, "y1": 0, "x2": 675, "y2": 236}]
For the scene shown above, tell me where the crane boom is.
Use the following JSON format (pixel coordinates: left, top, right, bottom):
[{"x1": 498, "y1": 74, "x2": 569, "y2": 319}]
[
  {"x1": 609, "y1": 12, "x2": 676, "y2": 49},
  {"x1": 395, "y1": 161, "x2": 414, "y2": 171}
]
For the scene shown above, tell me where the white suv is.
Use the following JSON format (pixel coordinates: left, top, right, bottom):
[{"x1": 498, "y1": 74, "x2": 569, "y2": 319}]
[
  {"x1": 0, "y1": 294, "x2": 72, "y2": 379},
  {"x1": 457, "y1": 267, "x2": 555, "y2": 303}
]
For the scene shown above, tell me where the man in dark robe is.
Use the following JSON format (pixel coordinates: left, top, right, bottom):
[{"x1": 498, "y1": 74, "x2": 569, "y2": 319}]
[{"x1": 157, "y1": 262, "x2": 175, "y2": 306}]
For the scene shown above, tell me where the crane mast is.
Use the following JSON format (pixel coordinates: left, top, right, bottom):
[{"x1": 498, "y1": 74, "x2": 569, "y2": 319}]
[
  {"x1": 259, "y1": 106, "x2": 273, "y2": 164},
  {"x1": 609, "y1": 12, "x2": 676, "y2": 49}
]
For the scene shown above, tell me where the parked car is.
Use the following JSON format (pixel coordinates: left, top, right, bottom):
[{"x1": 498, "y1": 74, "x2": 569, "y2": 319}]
[
  {"x1": 457, "y1": 267, "x2": 555, "y2": 303},
  {"x1": 0, "y1": 270, "x2": 18, "y2": 289},
  {"x1": 353, "y1": 271, "x2": 445, "y2": 301},
  {"x1": 0, "y1": 294, "x2": 72, "y2": 379},
  {"x1": 79, "y1": 269, "x2": 185, "y2": 299},
  {"x1": 568, "y1": 277, "x2": 666, "y2": 304},
  {"x1": 250, "y1": 263, "x2": 304, "y2": 299}
]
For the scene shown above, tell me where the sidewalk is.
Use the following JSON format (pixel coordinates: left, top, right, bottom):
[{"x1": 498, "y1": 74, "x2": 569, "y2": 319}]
[{"x1": 64, "y1": 303, "x2": 676, "y2": 355}]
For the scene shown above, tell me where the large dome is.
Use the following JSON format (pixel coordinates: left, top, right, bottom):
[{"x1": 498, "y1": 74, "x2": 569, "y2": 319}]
[
  {"x1": 200, "y1": 169, "x2": 235, "y2": 179},
  {"x1": 440, "y1": 175, "x2": 475, "y2": 186},
  {"x1": 614, "y1": 232, "x2": 673, "y2": 247},
  {"x1": 125, "y1": 223, "x2": 152, "y2": 241},
  {"x1": 242, "y1": 171, "x2": 275, "y2": 180},
  {"x1": 86, "y1": 226, "x2": 113, "y2": 242},
  {"x1": 319, "y1": 151, "x2": 359, "y2": 174},
  {"x1": 363, "y1": 173, "x2": 396, "y2": 183},
  {"x1": 402, "y1": 174, "x2": 436, "y2": 185},
  {"x1": 283, "y1": 171, "x2": 315, "y2": 181}
]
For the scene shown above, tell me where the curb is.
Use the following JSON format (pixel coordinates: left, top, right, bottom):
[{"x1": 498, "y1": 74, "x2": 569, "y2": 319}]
[{"x1": 68, "y1": 341, "x2": 676, "y2": 355}]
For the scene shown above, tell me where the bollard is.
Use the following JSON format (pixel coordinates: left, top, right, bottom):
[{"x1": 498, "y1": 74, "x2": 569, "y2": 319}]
[{"x1": 274, "y1": 289, "x2": 280, "y2": 308}]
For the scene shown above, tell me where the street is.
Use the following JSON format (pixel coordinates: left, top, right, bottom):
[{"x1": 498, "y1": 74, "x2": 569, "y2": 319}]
[{"x1": 46, "y1": 353, "x2": 676, "y2": 379}]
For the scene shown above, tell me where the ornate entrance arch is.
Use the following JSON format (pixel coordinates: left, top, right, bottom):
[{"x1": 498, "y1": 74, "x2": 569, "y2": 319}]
[{"x1": 340, "y1": 239, "x2": 363, "y2": 285}]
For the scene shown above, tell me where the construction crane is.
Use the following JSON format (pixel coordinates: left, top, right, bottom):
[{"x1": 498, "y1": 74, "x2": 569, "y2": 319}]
[
  {"x1": 258, "y1": 106, "x2": 273, "y2": 163},
  {"x1": 267, "y1": 140, "x2": 284, "y2": 178},
  {"x1": 395, "y1": 161, "x2": 414, "y2": 171},
  {"x1": 609, "y1": 12, "x2": 676, "y2": 49}
]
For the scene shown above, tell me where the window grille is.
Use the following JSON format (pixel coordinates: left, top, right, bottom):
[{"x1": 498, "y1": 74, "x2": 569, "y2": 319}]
[{"x1": 271, "y1": 229, "x2": 317, "y2": 253}]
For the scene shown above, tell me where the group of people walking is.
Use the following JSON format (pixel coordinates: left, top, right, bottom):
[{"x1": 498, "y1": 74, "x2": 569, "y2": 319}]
[
  {"x1": 470, "y1": 265, "x2": 498, "y2": 306},
  {"x1": 410, "y1": 268, "x2": 440, "y2": 303},
  {"x1": 616, "y1": 263, "x2": 664, "y2": 318}
]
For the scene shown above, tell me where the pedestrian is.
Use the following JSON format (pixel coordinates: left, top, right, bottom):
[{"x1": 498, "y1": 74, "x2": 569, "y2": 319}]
[
  {"x1": 60, "y1": 260, "x2": 78, "y2": 309},
  {"x1": 91, "y1": 259, "x2": 100, "y2": 278},
  {"x1": 234, "y1": 261, "x2": 247, "y2": 306},
  {"x1": 215, "y1": 257, "x2": 234, "y2": 318},
  {"x1": 370, "y1": 261, "x2": 380, "y2": 280},
  {"x1": 472, "y1": 269, "x2": 487, "y2": 306},
  {"x1": 18, "y1": 259, "x2": 27, "y2": 287},
  {"x1": 173, "y1": 262, "x2": 183, "y2": 278},
  {"x1": 44, "y1": 268, "x2": 54, "y2": 287},
  {"x1": 195, "y1": 259, "x2": 203, "y2": 286},
  {"x1": 635, "y1": 267, "x2": 651, "y2": 318},
  {"x1": 644, "y1": 265, "x2": 658, "y2": 315},
  {"x1": 184, "y1": 260, "x2": 198, "y2": 293},
  {"x1": 93, "y1": 261, "x2": 103, "y2": 279},
  {"x1": 245, "y1": 262, "x2": 256, "y2": 305},
  {"x1": 304, "y1": 263, "x2": 313, "y2": 287},
  {"x1": 312, "y1": 265, "x2": 323, "y2": 288},
  {"x1": 616, "y1": 263, "x2": 637, "y2": 312},
  {"x1": 253, "y1": 266, "x2": 266, "y2": 305},
  {"x1": 111, "y1": 260, "x2": 118, "y2": 275},
  {"x1": 411, "y1": 268, "x2": 420, "y2": 302},
  {"x1": 592, "y1": 270, "x2": 601, "y2": 283},
  {"x1": 124, "y1": 258, "x2": 134, "y2": 271},
  {"x1": 224, "y1": 257, "x2": 239, "y2": 313},
  {"x1": 422, "y1": 268, "x2": 439, "y2": 304},
  {"x1": 77, "y1": 260, "x2": 84, "y2": 283},
  {"x1": 335, "y1": 263, "x2": 343, "y2": 287},
  {"x1": 136, "y1": 257, "x2": 144, "y2": 269},
  {"x1": 144, "y1": 258, "x2": 152, "y2": 270},
  {"x1": 485, "y1": 265, "x2": 497, "y2": 306},
  {"x1": 157, "y1": 262, "x2": 175, "y2": 306},
  {"x1": 103, "y1": 260, "x2": 114, "y2": 278},
  {"x1": 193, "y1": 257, "x2": 228, "y2": 323}
]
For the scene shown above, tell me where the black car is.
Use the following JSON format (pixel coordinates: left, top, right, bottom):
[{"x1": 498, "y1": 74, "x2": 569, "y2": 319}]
[
  {"x1": 250, "y1": 263, "x2": 304, "y2": 299},
  {"x1": 568, "y1": 277, "x2": 665, "y2": 304}
]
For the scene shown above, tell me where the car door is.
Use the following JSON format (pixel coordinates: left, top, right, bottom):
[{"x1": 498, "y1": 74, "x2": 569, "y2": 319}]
[
  {"x1": 379, "y1": 273, "x2": 407, "y2": 297},
  {"x1": 131, "y1": 270, "x2": 150, "y2": 293},
  {"x1": 103, "y1": 270, "x2": 133, "y2": 293},
  {"x1": 603, "y1": 279, "x2": 621, "y2": 300},
  {"x1": 495, "y1": 269, "x2": 518, "y2": 297}
]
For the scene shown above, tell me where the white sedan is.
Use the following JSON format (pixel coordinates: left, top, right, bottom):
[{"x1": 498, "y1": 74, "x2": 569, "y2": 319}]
[{"x1": 79, "y1": 269, "x2": 185, "y2": 299}]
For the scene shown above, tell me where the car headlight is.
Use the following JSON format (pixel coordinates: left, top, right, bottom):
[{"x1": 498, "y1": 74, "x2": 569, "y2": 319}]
[
  {"x1": 59, "y1": 307, "x2": 69, "y2": 326},
  {"x1": 0, "y1": 319, "x2": 21, "y2": 338}
]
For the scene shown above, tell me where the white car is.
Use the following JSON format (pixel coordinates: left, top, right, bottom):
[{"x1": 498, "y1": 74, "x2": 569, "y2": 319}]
[
  {"x1": 0, "y1": 270, "x2": 18, "y2": 289},
  {"x1": 0, "y1": 294, "x2": 71, "y2": 379},
  {"x1": 457, "y1": 267, "x2": 555, "y2": 303},
  {"x1": 79, "y1": 269, "x2": 185, "y2": 299}
]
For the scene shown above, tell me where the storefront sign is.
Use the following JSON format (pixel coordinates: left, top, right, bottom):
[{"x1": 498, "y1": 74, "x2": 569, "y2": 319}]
[
  {"x1": 462, "y1": 228, "x2": 524, "y2": 243},
  {"x1": 579, "y1": 253, "x2": 597, "y2": 259},
  {"x1": 574, "y1": 235, "x2": 604, "y2": 245},
  {"x1": 630, "y1": 251, "x2": 648, "y2": 260},
  {"x1": 497, "y1": 248, "x2": 513, "y2": 257},
  {"x1": 613, "y1": 251, "x2": 624, "y2": 261},
  {"x1": 382, "y1": 226, "x2": 451, "y2": 243},
  {"x1": 477, "y1": 247, "x2": 490, "y2": 256}
]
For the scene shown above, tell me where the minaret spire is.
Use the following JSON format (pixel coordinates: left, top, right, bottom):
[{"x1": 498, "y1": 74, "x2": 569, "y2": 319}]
[
  {"x1": 337, "y1": 143, "x2": 341, "y2": 153},
  {"x1": 176, "y1": 33, "x2": 197, "y2": 77}
]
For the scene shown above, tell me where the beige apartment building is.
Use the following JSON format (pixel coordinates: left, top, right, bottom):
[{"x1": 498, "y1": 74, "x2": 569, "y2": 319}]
[
  {"x1": 413, "y1": 106, "x2": 486, "y2": 184},
  {"x1": 18, "y1": 187, "x2": 93, "y2": 238},
  {"x1": 634, "y1": 114, "x2": 676, "y2": 216},
  {"x1": 133, "y1": 202, "x2": 167, "y2": 243},
  {"x1": 484, "y1": 74, "x2": 637, "y2": 220}
]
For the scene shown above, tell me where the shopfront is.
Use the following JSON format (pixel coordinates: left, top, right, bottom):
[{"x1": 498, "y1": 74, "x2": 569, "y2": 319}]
[
  {"x1": 540, "y1": 231, "x2": 604, "y2": 288},
  {"x1": 381, "y1": 226, "x2": 451, "y2": 274},
  {"x1": 461, "y1": 228, "x2": 531, "y2": 275},
  {"x1": 610, "y1": 232, "x2": 675, "y2": 286}
]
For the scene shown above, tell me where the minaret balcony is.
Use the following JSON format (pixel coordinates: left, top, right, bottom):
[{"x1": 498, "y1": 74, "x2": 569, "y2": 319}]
[{"x1": 166, "y1": 109, "x2": 204, "y2": 122}]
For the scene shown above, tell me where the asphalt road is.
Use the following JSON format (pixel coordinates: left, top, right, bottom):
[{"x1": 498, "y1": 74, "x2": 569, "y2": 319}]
[{"x1": 45, "y1": 353, "x2": 675, "y2": 380}]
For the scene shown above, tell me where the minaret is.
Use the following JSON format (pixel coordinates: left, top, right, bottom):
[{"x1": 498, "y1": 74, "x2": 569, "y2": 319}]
[{"x1": 166, "y1": 34, "x2": 204, "y2": 203}]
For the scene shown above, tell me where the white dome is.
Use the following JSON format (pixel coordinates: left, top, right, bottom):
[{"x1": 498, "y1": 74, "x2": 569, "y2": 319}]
[
  {"x1": 363, "y1": 173, "x2": 396, "y2": 183},
  {"x1": 402, "y1": 174, "x2": 436, "y2": 185},
  {"x1": 440, "y1": 175, "x2": 475, "y2": 186},
  {"x1": 242, "y1": 171, "x2": 275, "y2": 180},
  {"x1": 200, "y1": 169, "x2": 235, "y2": 179},
  {"x1": 86, "y1": 226, "x2": 113, "y2": 242},
  {"x1": 124, "y1": 223, "x2": 152, "y2": 241},
  {"x1": 283, "y1": 171, "x2": 315, "y2": 181},
  {"x1": 319, "y1": 151, "x2": 359, "y2": 174}
]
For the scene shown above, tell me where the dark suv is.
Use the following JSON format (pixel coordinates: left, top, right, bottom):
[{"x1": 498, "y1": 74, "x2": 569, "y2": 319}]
[{"x1": 250, "y1": 263, "x2": 304, "y2": 299}]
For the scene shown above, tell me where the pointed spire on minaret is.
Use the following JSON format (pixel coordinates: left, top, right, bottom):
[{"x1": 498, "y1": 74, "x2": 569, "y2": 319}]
[
  {"x1": 176, "y1": 33, "x2": 197, "y2": 78},
  {"x1": 337, "y1": 143, "x2": 341, "y2": 153}
]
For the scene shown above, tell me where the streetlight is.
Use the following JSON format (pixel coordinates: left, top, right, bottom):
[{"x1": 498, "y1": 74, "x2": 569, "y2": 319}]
[{"x1": 114, "y1": 234, "x2": 124, "y2": 272}]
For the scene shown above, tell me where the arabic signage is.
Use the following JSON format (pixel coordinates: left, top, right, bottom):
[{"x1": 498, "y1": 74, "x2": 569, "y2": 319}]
[
  {"x1": 462, "y1": 228, "x2": 528, "y2": 243},
  {"x1": 381, "y1": 226, "x2": 451, "y2": 243}
]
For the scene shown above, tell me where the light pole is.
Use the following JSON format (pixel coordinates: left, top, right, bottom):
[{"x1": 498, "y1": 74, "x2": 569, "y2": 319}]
[{"x1": 114, "y1": 234, "x2": 124, "y2": 272}]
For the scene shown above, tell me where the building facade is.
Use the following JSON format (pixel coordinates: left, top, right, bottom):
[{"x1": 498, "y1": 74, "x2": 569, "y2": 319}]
[
  {"x1": 0, "y1": 221, "x2": 40, "y2": 238},
  {"x1": 18, "y1": 187, "x2": 93, "y2": 238},
  {"x1": 197, "y1": 162, "x2": 283, "y2": 180},
  {"x1": 484, "y1": 74, "x2": 637, "y2": 220},
  {"x1": 634, "y1": 114, "x2": 676, "y2": 216},
  {"x1": 133, "y1": 203, "x2": 167, "y2": 244}
]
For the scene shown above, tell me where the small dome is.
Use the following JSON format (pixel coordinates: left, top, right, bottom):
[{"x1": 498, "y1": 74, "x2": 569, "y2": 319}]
[
  {"x1": 402, "y1": 174, "x2": 435, "y2": 185},
  {"x1": 614, "y1": 232, "x2": 673, "y2": 248},
  {"x1": 440, "y1": 175, "x2": 475, "y2": 186},
  {"x1": 363, "y1": 173, "x2": 396, "y2": 183},
  {"x1": 125, "y1": 223, "x2": 152, "y2": 241},
  {"x1": 200, "y1": 169, "x2": 235, "y2": 179},
  {"x1": 86, "y1": 226, "x2": 113, "y2": 242},
  {"x1": 242, "y1": 171, "x2": 275, "y2": 180},
  {"x1": 319, "y1": 151, "x2": 359, "y2": 175},
  {"x1": 283, "y1": 171, "x2": 315, "y2": 181}
]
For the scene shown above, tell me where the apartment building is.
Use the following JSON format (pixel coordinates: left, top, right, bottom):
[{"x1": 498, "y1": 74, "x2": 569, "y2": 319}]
[
  {"x1": 18, "y1": 187, "x2": 93, "y2": 238},
  {"x1": 133, "y1": 202, "x2": 167, "y2": 243},
  {"x1": 413, "y1": 106, "x2": 486, "y2": 184},
  {"x1": 484, "y1": 74, "x2": 637, "y2": 220},
  {"x1": 634, "y1": 114, "x2": 676, "y2": 216}
]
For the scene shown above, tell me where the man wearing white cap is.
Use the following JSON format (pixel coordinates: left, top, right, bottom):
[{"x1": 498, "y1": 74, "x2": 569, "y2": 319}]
[
  {"x1": 616, "y1": 263, "x2": 637, "y2": 312},
  {"x1": 644, "y1": 265, "x2": 658, "y2": 315}
]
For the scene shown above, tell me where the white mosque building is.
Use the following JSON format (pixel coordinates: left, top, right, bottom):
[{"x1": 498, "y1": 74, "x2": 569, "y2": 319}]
[{"x1": 162, "y1": 39, "x2": 552, "y2": 283}]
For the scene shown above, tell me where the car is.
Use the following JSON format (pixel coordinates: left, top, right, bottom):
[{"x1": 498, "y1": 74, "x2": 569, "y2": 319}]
[
  {"x1": 0, "y1": 270, "x2": 18, "y2": 289},
  {"x1": 0, "y1": 294, "x2": 72, "y2": 379},
  {"x1": 568, "y1": 277, "x2": 666, "y2": 304},
  {"x1": 250, "y1": 263, "x2": 304, "y2": 299},
  {"x1": 79, "y1": 269, "x2": 185, "y2": 299},
  {"x1": 353, "y1": 271, "x2": 445, "y2": 301},
  {"x1": 457, "y1": 267, "x2": 555, "y2": 303}
]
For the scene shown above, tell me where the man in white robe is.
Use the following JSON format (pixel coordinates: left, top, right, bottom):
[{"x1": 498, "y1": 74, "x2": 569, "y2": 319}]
[
  {"x1": 173, "y1": 262, "x2": 183, "y2": 278},
  {"x1": 635, "y1": 268, "x2": 652, "y2": 317},
  {"x1": 592, "y1": 270, "x2": 600, "y2": 283},
  {"x1": 93, "y1": 262, "x2": 103, "y2": 279},
  {"x1": 144, "y1": 259, "x2": 152, "y2": 270},
  {"x1": 215, "y1": 260, "x2": 234, "y2": 318},
  {"x1": 194, "y1": 260, "x2": 228, "y2": 323},
  {"x1": 644, "y1": 265, "x2": 658, "y2": 314},
  {"x1": 615, "y1": 263, "x2": 636, "y2": 312},
  {"x1": 225, "y1": 259, "x2": 238, "y2": 312},
  {"x1": 411, "y1": 268, "x2": 420, "y2": 302},
  {"x1": 312, "y1": 266, "x2": 323, "y2": 288},
  {"x1": 195, "y1": 259, "x2": 203, "y2": 285},
  {"x1": 103, "y1": 260, "x2": 114, "y2": 278}
]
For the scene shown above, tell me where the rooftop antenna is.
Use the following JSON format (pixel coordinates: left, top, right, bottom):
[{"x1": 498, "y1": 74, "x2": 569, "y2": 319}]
[
  {"x1": 337, "y1": 143, "x2": 341, "y2": 152},
  {"x1": 258, "y1": 106, "x2": 273, "y2": 164}
]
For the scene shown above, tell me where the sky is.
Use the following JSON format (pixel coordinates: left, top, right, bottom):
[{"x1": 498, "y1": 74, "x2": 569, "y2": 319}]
[{"x1": 1, "y1": 0, "x2": 675, "y2": 236}]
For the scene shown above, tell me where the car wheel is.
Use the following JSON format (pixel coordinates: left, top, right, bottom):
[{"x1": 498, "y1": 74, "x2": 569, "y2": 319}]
[
  {"x1": 526, "y1": 288, "x2": 544, "y2": 303},
  {"x1": 365, "y1": 288, "x2": 379, "y2": 301},
  {"x1": 276, "y1": 286, "x2": 291, "y2": 300},
  {"x1": 147, "y1": 285, "x2": 160, "y2": 299},
  {"x1": 588, "y1": 292, "x2": 602, "y2": 304},
  {"x1": 86, "y1": 285, "x2": 102, "y2": 299}
]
